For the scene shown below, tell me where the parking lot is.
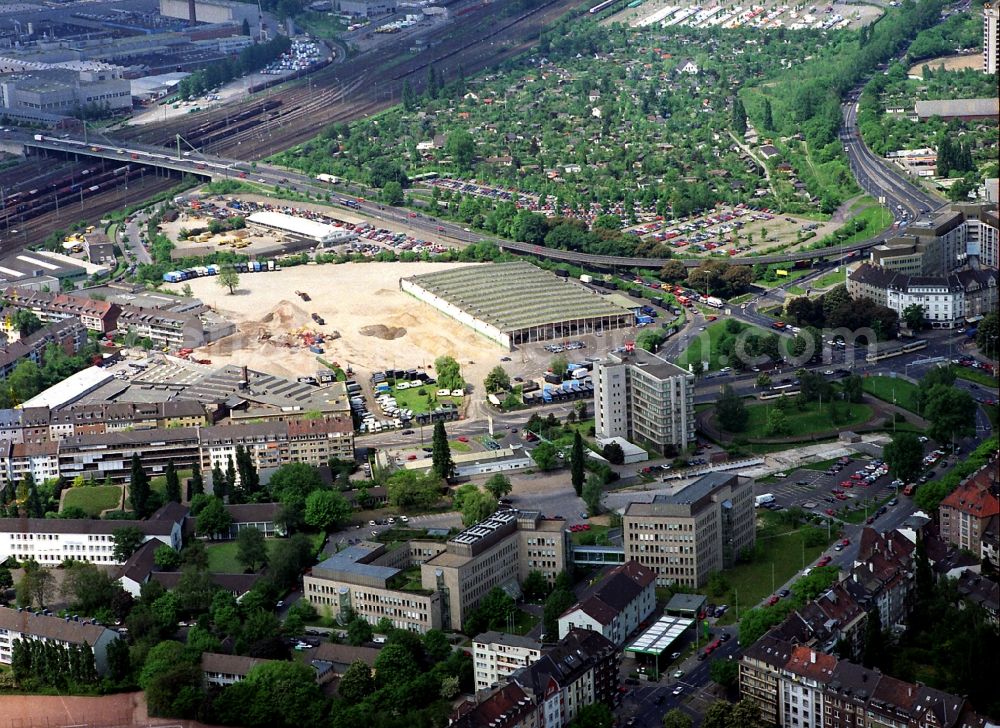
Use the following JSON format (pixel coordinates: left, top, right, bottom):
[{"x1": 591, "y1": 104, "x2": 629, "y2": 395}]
[{"x1": 757, "y1": 456, "x2": 900, "y2": 521}]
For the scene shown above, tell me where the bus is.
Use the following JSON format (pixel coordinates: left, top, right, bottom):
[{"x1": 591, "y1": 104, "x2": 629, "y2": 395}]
[{"x1": 759, "y1": 389, "x2": 799, "y2": 401}]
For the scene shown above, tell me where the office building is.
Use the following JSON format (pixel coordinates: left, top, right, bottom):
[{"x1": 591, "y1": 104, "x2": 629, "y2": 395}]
[
  {"x1": 623, "y1": 473, "x2": 755, "y2": 588},
  {"x1": 0, "y1": 503, "x2": 187, "y2": 565},
  {"x1": 421, "y1": 510, "x2": 569, "y2": 630},
  {"x1": 594, "y1": 346, "x2": 695, "y2": 456},
  {"x1": 558, "y1": 560, "x2": 656, "y2": 645},
  {"x1": 473, "y1": 632, "x2": 545, "y2": 691}
]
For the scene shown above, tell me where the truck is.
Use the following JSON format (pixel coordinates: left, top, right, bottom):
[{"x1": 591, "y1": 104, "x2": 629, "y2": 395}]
[
  {"x1": 571, "y1": 368, "x2": 590, "y2": 380},
  {"x1": 636, "y1": 315, "x2": 654, "y2": 325},
  {"x1": 706, "y1": 296, "x2": 723, "y2": 308},
  {"x1": 580, "y1": 274, "x2": 593, "y2": 284},
  {"x1": 316, "y1": 173, "x2": 340, "y2": 184},
  {"x1": 755, "y1": 493, "x2": 776, "y2": 508},
  {"x1": 33, "y1": 134, "x2": 44, "y2": 141}
]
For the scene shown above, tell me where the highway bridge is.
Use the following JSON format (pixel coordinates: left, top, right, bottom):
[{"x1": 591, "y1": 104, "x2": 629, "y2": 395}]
[{"x1": 13, "y1": 128, "x2": 945, "y2": 271}]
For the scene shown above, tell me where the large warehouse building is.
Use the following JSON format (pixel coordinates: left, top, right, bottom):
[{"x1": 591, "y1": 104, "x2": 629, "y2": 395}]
[
  {"x1": 247, "y1": 211, "x2": 355, "y2": 246},
  {"x1": 400, "y1": 262, "x2": 635, "y2": 349}
]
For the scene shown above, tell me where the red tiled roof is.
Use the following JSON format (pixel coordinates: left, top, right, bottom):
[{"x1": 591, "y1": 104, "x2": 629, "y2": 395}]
[
  {"x1": 940, "y1": 467, "x2": 1000, "y2": 518},
  {"x1": 786, "y1": 644, "x2": 837, "y2": 681}
]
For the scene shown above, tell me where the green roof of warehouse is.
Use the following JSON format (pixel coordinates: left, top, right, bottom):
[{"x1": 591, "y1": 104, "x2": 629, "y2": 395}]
[{"x1": 404, "y1": 262, "x2": 633, "y2": 332}]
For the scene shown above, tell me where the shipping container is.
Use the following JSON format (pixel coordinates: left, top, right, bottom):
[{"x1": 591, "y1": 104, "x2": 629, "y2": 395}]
[{"x1": 580, "y1": 274, "x2": 593, "y2": 284}]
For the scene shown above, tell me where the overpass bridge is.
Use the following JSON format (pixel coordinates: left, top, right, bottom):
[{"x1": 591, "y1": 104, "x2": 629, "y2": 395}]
[{"x1": 13, "y1": 131, "x2": 901, "y2": 271}]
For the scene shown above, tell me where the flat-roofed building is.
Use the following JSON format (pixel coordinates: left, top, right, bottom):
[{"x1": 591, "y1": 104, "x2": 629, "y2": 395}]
[
  {"x1": 304, "y1": 542, "x2": 444, "y2": 634},
  {"x1": 421, "y1": 510, "x2": 569, "y2": 630},
  {"x1": 473, "y1": 631, "x2": 545, "y2": 691},
  {"x1": 401, "y1": 262, "x2": 635, "y2": 350},
  {"x1": 0, "y1": 606, "x2": 120, "y2": 674},
  {"x1": 198, "y1": 416, "x2": 354, "y2": 474},
  {"x1": 594, "y1": 347, "x2": 695, "y2": 455},
  {"x1": 247, "y1": 211, "x2": 356, "y2": 246},
  {"x1": 623, "y1": 473, "x2": 756, "y2": 588}
]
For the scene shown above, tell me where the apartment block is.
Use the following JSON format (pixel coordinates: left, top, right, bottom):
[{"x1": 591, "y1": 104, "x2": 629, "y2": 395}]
[
  {"x1": 473, "y1": 631, "x2": 544, "y2": 691},
  {"x1": 986, "y1": 3, "x2": 999, "y2": 74},
  {"x1": 0, "y1": 502, "x2": 186, "y2": 565},
  {"x1": 623, "y1": 473, "x2": 756, "y2": 588},
  {"x1": 304, "y1": 542, "x2": 444, "y2": 634},
  {"x1": 0, "y1": 288, "x2": 120, "y2": 333},
  {"x1": 199, "y1": 416, "x2": 354, "y2": 474},
  {"x1": 0, "y1": 607, "x2": 120, "y2": 674},
  {"x1": 594, "y1": 347, "x2": 695, "y2": 455},
  {"x1": 0, "y1": 316, "x2": 88, "y2": 379},
  {"x1": 558, "y1": 560, "x2": 656, "y2": 646},
  {"x1": 939, "y1": 462, "x2": 1000, "y2": 553},
  {"x1": 421, "y1": 510, "x2": 569, "y2": 630}
]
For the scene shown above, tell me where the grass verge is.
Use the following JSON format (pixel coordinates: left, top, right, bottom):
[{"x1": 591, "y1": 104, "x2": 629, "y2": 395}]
[
  {"x1": 862, "y1": 376, "x2": 920, "y2": 413},
  {"x1": 62, "y1": 486, "x2": 122, "y2": 516},
  {"x1": 743, "y1": 400, "x2": 873, "y2": 439}
]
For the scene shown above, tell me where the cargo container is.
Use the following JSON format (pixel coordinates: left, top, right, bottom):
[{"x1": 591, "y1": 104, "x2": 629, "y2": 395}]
[
  {"x1": 637, "y1": 315, "x2": 654, "y2": 324},
  {"x1": 267, "y1": 260, "x2": 275, "y2": 271},
  {"x1": 163, "y1": 271, "x2": 184, "y2": 282},
  {"x1": 580, "y1": 274, "x2": 593, "y2": 284},
  {"x1": 544, "y1": 372, "x2": 563, "y2": 385},
  {"x1": 554, "y1": 270, "x2": 569, "y2": 278}
]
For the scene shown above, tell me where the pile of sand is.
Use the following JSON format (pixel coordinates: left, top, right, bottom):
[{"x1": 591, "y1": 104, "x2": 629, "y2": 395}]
[
  {"x1": 260, "y1": 300, "x2": 313, "y2": 329},
  {"x1": 359, "y1": 324, "x2": 407, "y2": 340}
]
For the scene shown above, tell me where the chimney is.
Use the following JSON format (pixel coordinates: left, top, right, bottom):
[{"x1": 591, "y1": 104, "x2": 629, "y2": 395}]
[
  {"x1": 810, "y1": 650, "x2": 816, "y2": 664},
  {"x1": 188, "y1": 0, "x2": 198, "y2": 25}
]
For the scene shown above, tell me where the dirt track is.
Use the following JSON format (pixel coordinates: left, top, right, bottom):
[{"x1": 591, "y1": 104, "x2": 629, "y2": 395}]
[{"x1": 0, "y1": 691, "x2": 221, "y2": 728}]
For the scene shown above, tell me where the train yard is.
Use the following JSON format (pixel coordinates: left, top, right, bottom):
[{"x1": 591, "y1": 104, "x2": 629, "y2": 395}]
[{"x1": 0, "y1": 0, "x2": 583, "y2": 247}]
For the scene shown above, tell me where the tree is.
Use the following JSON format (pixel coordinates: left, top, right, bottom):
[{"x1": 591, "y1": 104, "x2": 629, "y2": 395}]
[
  {"x1": 842, "y1": 374, "x2": 864, "y2": 404},
  {"x1": 431, "y1": 420, "x2": 455, "y2": 479},
  {"x1": 111, "y1": 526, "x2": 145, "y2": 562},
  {"x1": 11, "y1": 309, "x2": 42, "y2": 338},
  {"x1": 445, "y1": 129, "x2": 476, "y2": 171},
  {"x1": 164, "y1": 460, "x2": 181, "y2": 504},
  {"x1": 582, "y1": 474, "x2": 603, "y2": 517},
  {"x1": 923, "y1": 385, "x2": 975, "y2": 444},
  {"x1": 569, "y1": 703, "x2": 613, "y2": 728},
  {"x1": 765, "y1": 408, "x2": 789, "y2": 436},
  {"x1": 602, "y1": 442, "x2": 624, "y2": 465},
  {"x1": 373, "y1": 642, "x2": 419, "y2": 687},
  {"x1": 543, "y1": 587, "x2": 575, "y2": 638},
  {"x1": 883, "y1": 432, "x2": 923, "y2": 483},
  {"x1": 717, "y1": 385, "x2": 748, "y2": 432},
  {"x1": 484, "y1": 365, "x2": 511, "y2": 393},
  {"x1": 522, "y1": 570, "x2": 550, "y2": 601},
  {"x1": 483, "y1": 473, "x2": 512, "y2": 500},
  {"x1": 732, "y1": 96, "x2": 748, "y2": 135},
  {"x1": 236, "y1": 527, "x2": 269, "y2": 572},
  {"x1": 570, "y1": 431, "x2": 586, "y2": 497},
  {"x1": 861, "y1": 606, "x2": 885, "y2": 669},
  {"x1": 129, "y1": 453, "x2": 150, "y2": 518},
  {"x1": 434, "y1": 355, "x2": 464, "y2": 390},
  {"x1": 550, "y1": 355, "x2": 569, "y2": 378},
  {"x1": 755, "y1": 372, "x2": 772, "y2": 390},
  {"x1": 15, "y1": 559, "x2": 53, "y2": 608},
  {"x1": 218, "y1": 266, "x2": 240, "y2": 294},
  {"x1": 386, "y1": 469, "x2": 442, "y2": 510},
  {"x1": 216, "y1": 661, "x2": 326, "y2": 728},
  {"x1": 303, "y1": 489, "x2": 352, "y2": 531},
  {"x1": 154, "y1": 544, "x2": 182, "y2": 571},
  {"x1": 381, "y1": 180, "x2": 404, "y2": 205},
  {"x1": 762, "y1": 98, "x2": 774, "y2": 131},
  {"x1": 709, "y1": 658, "x2": 739, "y2": 689},
  {"x1": 346, "y1": 616, "x2": 373, "y2": 645},
  {"x1": 461, "y1": 489, "x2": 498, "y2": 526},
  {"x1": 61, "y1": 561, "x2": 124, "y2": 615},
  {"x1": 975, "y1": 312, "x2": 998, "y2": 359},
  {"x1": 196, "y1": 496, "x2": 233, "y2": 540},
  {"x1": 660, "y1": 260, "x2": 687, "y2": 283},
  {"x1": 212, "y1": 463, "x2": 227, "y2": 499},
  {"x1": 189, "y1": 467, "x2": 204, "y2": 500},
  {"x1": 902, "y1": 303, "x2": 925, "y2": 330},
  {"x1": 662, "y1": 709, "x2": 693, "y2": 728},
  {"x1": 531, "y1": 442, "x2": 559, "y2": 471},
  {"x1": 338, "y1": 659, "x2": 374, "y2": 704}
]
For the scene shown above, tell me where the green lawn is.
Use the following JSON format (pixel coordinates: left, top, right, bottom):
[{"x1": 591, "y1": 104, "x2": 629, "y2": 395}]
[
  {"x1": 674, "y1": 320, "x2": 772, "y2": 372},
  {"x1": 295, "y1": 11, "x2": 347, "y2": 39},
  {"x1": 62, "y1": 486, "x2": 122, "y2": 517},
  {"x1": 812, "y1": 268, "x2": 848, "y2": 289},
  {"x1": 206, "y1": 539, "x2": 284, "y2": 574},
  {"x1": 952, "y1": 365, "x2": 998, "y2": 387},
  {"x1": 149, "y1": 469, "x2": 193, "y2": 495},
  {"x1": 570, "y1": 524, "x2": 611, "y2": 545},
  {"x1": 755, "y1": 269, "x2": 811, "y2": 288},
  {"x1": 704, "y1": 512, "x2": 835, "y2": 624},
  {"x1": 801, "y1": 457, "x2": 845, "y2": 471},
  {"x1": 388, "y1": 384, "x2": 462, "y2": 414},
  {"x1": 510, "y1": 608, "x2": 540, "y2": 636},
  {"x1": 449, "y1": 439, "x2": 472, "y2": 453},
  {"x1": 862, "y1": 376, "x2": 920, "y2": 413},
  {"x1": 839, "y1": 493, "x2": 895, "y2": 524},
  {"x1": 743, "y1": 400, "x2": 874, "y2": 439}
]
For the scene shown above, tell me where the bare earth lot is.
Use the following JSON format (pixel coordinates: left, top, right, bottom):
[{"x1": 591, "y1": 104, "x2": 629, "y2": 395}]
[
  {"x1": 184, "y1": 262, "x2": 505, "y2": 389},
  {"x1": 908, "y1": 53, "x2": 981, "y2": 77}
]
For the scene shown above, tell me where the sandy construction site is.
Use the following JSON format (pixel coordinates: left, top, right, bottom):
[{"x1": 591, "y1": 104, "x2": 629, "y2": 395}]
[{"x1": 182, "y1": 262, "x2": 505, "y2": 388}]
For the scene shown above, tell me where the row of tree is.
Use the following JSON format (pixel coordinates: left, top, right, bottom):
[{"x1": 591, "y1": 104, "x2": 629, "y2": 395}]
[{"x1": 176, "y1": 36, "x2": 292, "y2": 100}]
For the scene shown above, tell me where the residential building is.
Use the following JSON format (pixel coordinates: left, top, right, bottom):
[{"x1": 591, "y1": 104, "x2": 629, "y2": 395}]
[
  {"x1": 199, "y1": 416, "x2": 355, "y2": 474},
  {"x1": 623, "y1": 473, "x2": 756, "y2": 587},
  {"x1": 473, "y1": 632, "x2": 545, "y2": 692},
  {"x1": 310, "y1": 642, "x2": 381, "y2": 675},
  {"x1": 939, "y1": 463, "x2": 1000, "y2": 552},
  {"x1": 56, "y1": 427, "x2": 203, "y2": 483},
  {"x1": 0, "y1": 317, "x2": 88, "y2": 379},
  {"x1": 987, "y1": 3, "x2": 999, "y2": 74},
  {"x1": 304, "y1": 542, "x2": 445, "y2": 634},
  {"x1": 201, "y1": 652, "x2": 275, "y2": 687},
  {"x1": 955, "y1": 570, "x2": 999, "y2": 625},
  {"x1": 0, "y1": 502, "x2": 187, "y2": 565},
  {"x1": 449, "y1": 682, "x2": 540, "y2": 728},
  {"x1": 740, "y1": 637, "x2": 986, "y2": 728},
  {"x1": 0, "y1": 607, "x2": 120, "y2": 674},
  {"x1": 848, "y1": 527, "x2": 915, "y2": 629},
  {"x1": 0, "y1": 288, "x2": 120, "y2": 333},
  {"x1": 594, "y1": 346, "x2": 695, "y2": 456},
  {"x1": 982, "y1": 514, "x2": 999, "y2": 566},
  {"x1": 507, "y1": 629, "x2": 619, "y2": 728},
  {"x1": 421, "y1": 510, "x2": 569, "y2": 630},
  {"x1": 557, "y1": 560, "x2": 656, "y2": 645}
]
